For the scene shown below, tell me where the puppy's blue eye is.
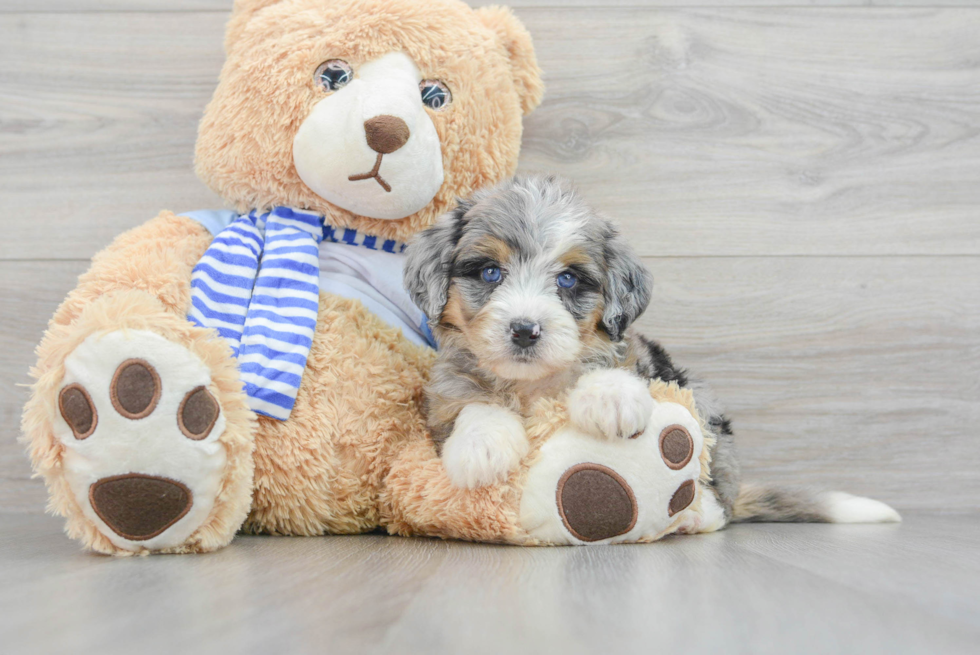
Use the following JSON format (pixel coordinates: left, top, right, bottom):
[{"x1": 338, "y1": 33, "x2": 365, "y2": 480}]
[
  {"x1": 557, "y1": 272, "x2": 578, "y2": 289},
  {"x1": 481, "y1": 266, "x2": 502, "y2": 283},
  {"x1": 316, "y1": 59, "x2": 353, "y2": 91}
]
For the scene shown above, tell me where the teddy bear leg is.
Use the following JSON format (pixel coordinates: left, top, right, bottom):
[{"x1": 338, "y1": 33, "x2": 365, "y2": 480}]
[
  {"x1": 519, "y1": 390, "x2": 709, "y2": 545},
  {"x1": 23, "y1": 214, "x2": 256, "y2": 555},
  {"x1": 24, "y1": 295, "x2": 256, "y2": 555}
]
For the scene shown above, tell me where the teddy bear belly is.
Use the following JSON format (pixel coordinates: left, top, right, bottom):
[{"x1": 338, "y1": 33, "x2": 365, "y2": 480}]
[{"x1": 243, "y1": 292, "x2": 435, "y2": 536}]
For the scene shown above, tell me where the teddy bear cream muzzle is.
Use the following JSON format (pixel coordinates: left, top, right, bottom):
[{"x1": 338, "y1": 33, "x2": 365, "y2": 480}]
[
  {"x1": 292, "y1": 52, "x2": 445, "y2": 220},
  {"x1": 347, "y1": 115, "x2": 412, "y2": 192}
]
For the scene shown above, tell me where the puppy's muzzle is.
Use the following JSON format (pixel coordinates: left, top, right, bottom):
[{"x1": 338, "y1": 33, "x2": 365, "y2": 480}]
[{"x1": 510, "y1": 320, "x2": 541, "y2": 349}]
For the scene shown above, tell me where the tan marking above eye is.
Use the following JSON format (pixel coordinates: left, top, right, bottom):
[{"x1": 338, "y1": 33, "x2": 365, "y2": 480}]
[
  {"x1": 668, "y1": 479, "x2": 696, "y2": 516},
  {"x1": 178, "y1": 386, "x2": 219, "y2": 440},
  {"x1": 59, "y1": 383, "x2": 97, "y2": 440},
  {"x1": 110, "y1": 359, "x2": 161, "y2": 419},
  {"x1": 470, "y1": 236, "x2": 512, "y2": 265},
  {"x1": 659, "y1": 424, "x2": 694, "y2": 470},
  {"x1": 558, "y1": 246, "x2": 592, "y2": 269}
]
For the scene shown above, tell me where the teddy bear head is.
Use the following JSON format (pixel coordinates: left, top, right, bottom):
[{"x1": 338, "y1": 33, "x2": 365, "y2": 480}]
[{"x1": 195, "y1": 0, "x2": 543, "y2": 242}]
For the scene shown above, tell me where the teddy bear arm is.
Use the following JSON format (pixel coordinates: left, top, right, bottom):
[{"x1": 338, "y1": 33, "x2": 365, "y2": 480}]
[{"x1": 52, "y1": 211, "x2": 213, "y2": 329}]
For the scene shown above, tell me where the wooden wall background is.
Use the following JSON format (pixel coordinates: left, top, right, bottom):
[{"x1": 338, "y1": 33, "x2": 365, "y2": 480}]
[{"x1": 1, "y1": 0, "x2": 977, "y2": 514}]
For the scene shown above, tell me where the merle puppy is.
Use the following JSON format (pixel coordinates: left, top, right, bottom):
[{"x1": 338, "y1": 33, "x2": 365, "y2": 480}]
[{"x1": 404, "y1": 174, "x2": 899, "y2": 528}]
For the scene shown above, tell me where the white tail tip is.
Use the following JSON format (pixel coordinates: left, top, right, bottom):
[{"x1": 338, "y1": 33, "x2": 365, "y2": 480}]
[{"x1": 821, "y1": 492, "x2": 902, "y2": 524}]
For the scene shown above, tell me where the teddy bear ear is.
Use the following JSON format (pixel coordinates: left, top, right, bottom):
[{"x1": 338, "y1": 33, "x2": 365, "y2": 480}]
[
  {"x1": 475, "y1": 6, "x2": 544, "y2": 116},
  {"x1": 224, "y1": 0, "x2": 287, "y2": 53}
]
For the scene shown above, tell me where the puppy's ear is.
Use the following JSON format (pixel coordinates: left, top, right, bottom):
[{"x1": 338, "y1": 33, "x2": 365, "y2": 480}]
[
  {"x1": 600, "y1": 229, "x2": 652, "y2": 342},
  {"x1": 404, "y1": 202, "x2": 469, "y2": 322}
]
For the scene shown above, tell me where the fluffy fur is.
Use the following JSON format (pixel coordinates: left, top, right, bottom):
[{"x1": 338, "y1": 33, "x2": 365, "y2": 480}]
[
  {"x1": 383, "y1": 378, "x2": 714, "y2": 544},
  {"x1": 405, "y1": 175, "x2": 902, "y2": 526},
  {"x1": 196, "y1": 0, "x2": 543, "y2": 244},
  {"x1": 22, "y1": 0, "x2": 542, "y2": 553},
  {"x1": 21, "y1": 215, "x2": 256, "y2": 554}
]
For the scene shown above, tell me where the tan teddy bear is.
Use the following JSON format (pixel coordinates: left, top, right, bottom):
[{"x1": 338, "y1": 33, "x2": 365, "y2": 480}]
[
  {"x1": 23, "y1": 0, "x2": 727, "y2": 554},
  {"x1": 22, "y1": 0, "x2": 547, "y2": 555}
]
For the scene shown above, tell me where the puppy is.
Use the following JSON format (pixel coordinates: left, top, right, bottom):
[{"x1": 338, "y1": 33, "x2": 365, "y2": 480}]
[{"x1": 404, "y1": 174, "x2": 901, "y2": 528}]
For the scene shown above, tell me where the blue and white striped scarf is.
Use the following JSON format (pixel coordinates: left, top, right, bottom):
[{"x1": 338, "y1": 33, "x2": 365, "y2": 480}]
[{"x1": 187, "y1": 206, "x2": 414, "y2": 421}]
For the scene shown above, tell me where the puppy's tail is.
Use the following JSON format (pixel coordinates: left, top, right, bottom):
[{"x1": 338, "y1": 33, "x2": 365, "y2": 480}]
[{"x1": 731, "y1": 483, "x2": 901, "y2": 524}]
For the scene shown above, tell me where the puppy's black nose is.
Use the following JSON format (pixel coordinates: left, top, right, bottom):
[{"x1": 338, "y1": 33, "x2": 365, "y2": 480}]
[{"x1": 510, "y1": 321, "x2": 541, "y2": 349}]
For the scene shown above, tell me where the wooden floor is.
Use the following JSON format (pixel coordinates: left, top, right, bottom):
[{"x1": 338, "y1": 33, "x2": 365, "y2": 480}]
[{"x1": 0, "y1": 511, "x2": 976, "y2": 654}]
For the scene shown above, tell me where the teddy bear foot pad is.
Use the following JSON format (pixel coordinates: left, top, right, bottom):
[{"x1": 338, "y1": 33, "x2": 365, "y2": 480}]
[
  {"x1": 55, "y1": 329, "x2": 228, "y2": 551},
  {"x1": 519, "y1": 400, "x2": 706, "y2": 545}
]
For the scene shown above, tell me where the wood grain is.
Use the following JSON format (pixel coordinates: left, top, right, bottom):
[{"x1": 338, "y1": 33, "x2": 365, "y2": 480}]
[
  {"x1": 7, "y1": 1, "x2": 980, "y2": 13},
  {"x1": 636, "y1": 255, "x2": 980, "y2": 511},
  {"x1": 0, "y1": 261, "x2": 88, "y2": 513},
  {"x1": 2, "y1": 511, "x2": 978, "y2": 654},
  {"x1": 522, "y1": 8, "x2": 980, "y2": 256},
  {"x1": 2, "y1": 9, "x2": 980, "y2": 258},
  {"x1": 2, "y1": 256, "x2": 977, "y2": 513}
]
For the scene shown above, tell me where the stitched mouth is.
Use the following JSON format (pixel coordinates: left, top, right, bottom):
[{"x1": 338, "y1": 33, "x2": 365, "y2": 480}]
[{"x1": 348, "y1": 153, "x2": 392, "y2": 192}]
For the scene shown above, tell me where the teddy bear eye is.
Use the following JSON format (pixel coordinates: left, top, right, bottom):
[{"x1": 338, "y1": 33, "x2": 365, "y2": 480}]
[
  {"x1": 420, "y1": 80, "x2": 452, "y2": 111},
  {"x1": 315, "y1": 59, "x2": 353, "y2": 92}
]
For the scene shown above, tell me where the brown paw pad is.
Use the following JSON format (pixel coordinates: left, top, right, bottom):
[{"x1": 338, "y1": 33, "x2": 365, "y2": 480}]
[
  {"x1": 659, "y1": 425, "x2": 693, "y2": 470},
  {"x1": 668, "y1": 479, "x2": 696, "y2": 517},
  {"x1": 110, "y1": 359, "x2": 161, "y2": 419},
  {"x1": 178, "y1": 386, "x2": 219, "y2": 440},
  {"x1": 89, "y1": 473, "x2": 192, "y2": 541},
  {"x1": 59, "y1": 383, "x2": 97, "y2": 440},
  {"x1": 557, "y1": 463, "x2": 638, "y2": 542}
]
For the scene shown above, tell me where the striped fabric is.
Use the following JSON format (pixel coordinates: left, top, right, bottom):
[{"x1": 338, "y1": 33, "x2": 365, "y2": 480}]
[
  {"x1": 189, "y1": 207, "x2": 323, "y2": 420},
  {"x1": 188, "y1": 214, "x2": 263, "y2": 357}
]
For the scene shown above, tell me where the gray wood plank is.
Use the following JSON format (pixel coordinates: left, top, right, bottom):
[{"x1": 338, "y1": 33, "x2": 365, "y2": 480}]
[
  {"x1": 8, "y1": 1, "x2": 980, "y2": 13},
  {"x1": 2, "y1": 9, "x2": 980, "y2": 259},
  {"x1": 635, "y1": 254, "x2": 980, "y2": 512},
  {"x1": 523, "y1": 8, "x2": 980, "y2": 256},
  {"x1": 0, "y1": 12, "x2": 226, "y2": 261},
  {"x1": 1, "y1": 511, "x2": 978, "y2": 655},
  {"x1": 727, "y1": 519, "x2": 980, "y2": 629},
  {"x1": 2, "y1": 256, "x2": 977, "y2": 513},
  {"x1": 0, "y1": 261, "x2": 88, "y2": 514}
]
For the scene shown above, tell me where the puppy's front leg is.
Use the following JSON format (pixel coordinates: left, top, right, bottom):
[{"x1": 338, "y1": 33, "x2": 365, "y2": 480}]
[
  {"x1": 568, "y1": 368, "x2": 653, "y2": 441},
  {"x1": 441, "y1": 404, "x2": 529, "y2": 489}
]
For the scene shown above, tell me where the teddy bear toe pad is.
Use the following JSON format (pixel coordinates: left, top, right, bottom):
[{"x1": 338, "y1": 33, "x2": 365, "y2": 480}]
[
  {"x1": 556, "y1": 464, "x2": 638, "y2": 541},
  {"x1": 519, "y1": 401, "x2": 704, "y2": 545},
  {"x1": 89, "y1": 473, "x2": 192, "y2": 541},
  {"x1": 54, "y1": 330, "x2": 227, "y2": 551}
]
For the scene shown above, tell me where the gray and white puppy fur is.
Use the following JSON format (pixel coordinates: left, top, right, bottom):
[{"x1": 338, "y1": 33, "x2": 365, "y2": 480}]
[{"x1": 404, "y1": 174, "x2": 900, "y2": 527}]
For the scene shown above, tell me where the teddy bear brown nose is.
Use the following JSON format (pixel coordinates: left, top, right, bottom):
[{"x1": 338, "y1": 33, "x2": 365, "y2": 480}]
[{"x1": 364, "y1": 115, "x2": 410, "y2": 154}]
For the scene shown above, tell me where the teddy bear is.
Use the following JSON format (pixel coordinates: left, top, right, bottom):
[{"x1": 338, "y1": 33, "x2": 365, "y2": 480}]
[{"x1": 22, "y1": 0, "x2": 714, "y2": 554}]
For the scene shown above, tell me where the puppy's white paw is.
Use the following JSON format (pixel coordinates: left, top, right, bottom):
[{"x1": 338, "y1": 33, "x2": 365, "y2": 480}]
[
  {"x1": 442, "y1": 404, "x2": 529, "y2": 490},
  {"x1": 567, "y1": 368, "x2": 653, "y2": 441}
]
